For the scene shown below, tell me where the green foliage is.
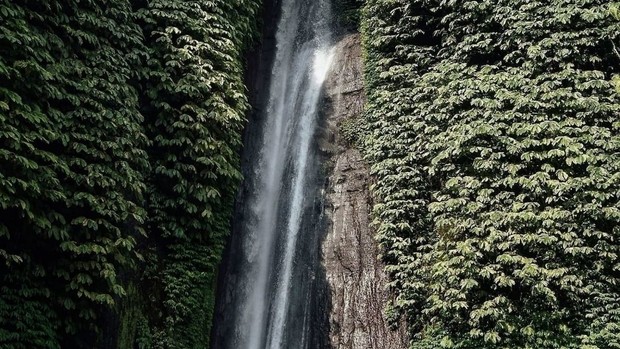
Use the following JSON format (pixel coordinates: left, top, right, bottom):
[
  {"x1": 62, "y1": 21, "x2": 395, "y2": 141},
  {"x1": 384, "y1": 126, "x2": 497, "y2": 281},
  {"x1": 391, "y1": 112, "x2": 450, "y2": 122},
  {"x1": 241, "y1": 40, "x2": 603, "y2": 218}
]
[
  {"x1": 140, "y1": 0, "x2": 255, "y2": 243},
  {"x1": 136, "y1": 1, "x2": 259, "y2": 347},
  {"x1": 611, "y1": 2, "x2": 620, "y2": 20},
  {"x1": 0, "y1": 0, "x2": 147, "y2": 346},
  {"x1": 339, "y1": 116, "x2": 368, "y2": 147},
  {"x1": 361, "y1": 0, "x2": 620, "y2": 348},
  {"x1": 0, "y1": 0, "x2": 259, "y2": 348},
  {"x1": 0, "y1": 272, "x2": 60, "y2": 349},
  {"x1": 334, "y1": 0, "x2": 366, "y2": 30}
]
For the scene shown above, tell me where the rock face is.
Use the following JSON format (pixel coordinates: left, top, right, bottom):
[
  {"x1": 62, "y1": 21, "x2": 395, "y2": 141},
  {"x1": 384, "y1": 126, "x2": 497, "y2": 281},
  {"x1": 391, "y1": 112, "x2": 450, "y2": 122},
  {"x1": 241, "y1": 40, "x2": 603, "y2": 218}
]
[{"x1": 321, "y1": 34, "x2": 409, "y2": 349}]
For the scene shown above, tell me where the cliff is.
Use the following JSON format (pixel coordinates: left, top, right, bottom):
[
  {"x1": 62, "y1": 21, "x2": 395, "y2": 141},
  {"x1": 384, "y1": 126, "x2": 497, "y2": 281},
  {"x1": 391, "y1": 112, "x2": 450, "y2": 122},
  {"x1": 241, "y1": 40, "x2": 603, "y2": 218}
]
[{"x1": 321, "y1": 34, "x2": 408, "y2": 349}]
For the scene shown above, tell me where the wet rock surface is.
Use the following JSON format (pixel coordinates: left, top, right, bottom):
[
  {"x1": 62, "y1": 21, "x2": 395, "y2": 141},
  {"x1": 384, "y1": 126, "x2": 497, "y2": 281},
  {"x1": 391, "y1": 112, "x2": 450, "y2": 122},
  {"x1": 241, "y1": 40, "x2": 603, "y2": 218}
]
[{"x1": 321, "y1": 34, "x2": 408, "y2": 349}]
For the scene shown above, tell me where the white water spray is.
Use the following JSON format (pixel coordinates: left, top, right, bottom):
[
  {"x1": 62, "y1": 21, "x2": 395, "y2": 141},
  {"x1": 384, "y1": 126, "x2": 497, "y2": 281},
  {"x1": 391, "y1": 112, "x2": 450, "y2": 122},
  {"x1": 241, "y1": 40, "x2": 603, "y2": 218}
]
[{"x1": 214, "y1": 0, "x2": 335, "y2": 348}]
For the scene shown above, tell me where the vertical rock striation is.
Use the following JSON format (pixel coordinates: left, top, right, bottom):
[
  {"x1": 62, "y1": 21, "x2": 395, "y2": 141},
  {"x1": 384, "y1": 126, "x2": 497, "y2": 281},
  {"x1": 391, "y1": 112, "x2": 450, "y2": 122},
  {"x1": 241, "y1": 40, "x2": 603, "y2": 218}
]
[{"x1": 321, "y1": 34, "x2": 409, "y2": 349}]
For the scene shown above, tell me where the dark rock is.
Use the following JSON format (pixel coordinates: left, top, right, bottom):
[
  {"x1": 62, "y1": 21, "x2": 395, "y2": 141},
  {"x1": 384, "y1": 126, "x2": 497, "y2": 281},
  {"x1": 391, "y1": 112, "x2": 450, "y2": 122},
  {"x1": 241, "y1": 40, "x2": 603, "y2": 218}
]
[{"x1": 320, "y1": 34, "x2": 409, "y2": 349}]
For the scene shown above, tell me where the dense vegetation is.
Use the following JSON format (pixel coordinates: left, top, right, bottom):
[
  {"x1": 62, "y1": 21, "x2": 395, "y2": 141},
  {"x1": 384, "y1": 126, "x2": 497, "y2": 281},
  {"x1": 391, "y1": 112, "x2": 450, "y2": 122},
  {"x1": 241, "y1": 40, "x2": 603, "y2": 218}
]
[
  {"x1": 0, "y1": 0, "x2": 259, "y2": 348},
  {"x1": 334, "y1": 0, "x2": 365, "y2": 30},
  {"x1": 361, "y1": 0, "x2": 620, "y2": 348},
  {"x1": 3, "y1": 0, "x2": 620, "y2": 348}
]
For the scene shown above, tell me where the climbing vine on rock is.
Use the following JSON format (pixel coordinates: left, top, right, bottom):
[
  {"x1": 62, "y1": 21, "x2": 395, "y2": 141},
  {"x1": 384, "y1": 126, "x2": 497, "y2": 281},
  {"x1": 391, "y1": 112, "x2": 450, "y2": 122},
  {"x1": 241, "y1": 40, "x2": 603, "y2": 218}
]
[
  {"x1": 0, "y1": 1, "x2": 147, "y2": 347},
  {"x1": 0, "y1": 0, "x2": 259, "y2": 348},
  {"x1": 361, "y1": 1, "x2": 620, "y2": 348},
  {"x1": 137, "y1": 1, "x2": 259, "y2": 347}
]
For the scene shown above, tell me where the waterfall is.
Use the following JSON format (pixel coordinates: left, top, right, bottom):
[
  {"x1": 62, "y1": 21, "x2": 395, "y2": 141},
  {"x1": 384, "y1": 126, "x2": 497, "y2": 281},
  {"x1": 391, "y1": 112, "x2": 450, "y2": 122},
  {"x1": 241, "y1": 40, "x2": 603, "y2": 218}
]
[{"x1": 212, "y1": 0, "x2": 335, "y2": 348}]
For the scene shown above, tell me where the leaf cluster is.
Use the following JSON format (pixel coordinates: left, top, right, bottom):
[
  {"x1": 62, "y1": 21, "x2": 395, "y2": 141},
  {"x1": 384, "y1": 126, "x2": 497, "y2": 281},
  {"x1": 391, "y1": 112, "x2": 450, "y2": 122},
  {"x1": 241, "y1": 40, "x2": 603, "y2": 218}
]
[
  {"x1": 1, "y1": 1, "x2": 147, "y2": 346},
  {"x1": 0, "y1": 0, "x2": 259, "y2": 348},
  {"x1": 137, "y1": 1, "x2": 259, "y2": 347},
  {"x1": 361, "y1": 1, "x2": 620, "y2": 348}
]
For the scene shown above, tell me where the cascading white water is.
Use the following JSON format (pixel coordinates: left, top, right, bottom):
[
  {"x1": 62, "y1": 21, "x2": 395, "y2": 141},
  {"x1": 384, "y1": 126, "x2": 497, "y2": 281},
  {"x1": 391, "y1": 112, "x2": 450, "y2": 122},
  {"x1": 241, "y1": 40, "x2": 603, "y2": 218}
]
[
  {"x1": 265, "y1": 45, "x2": 335, "y2": 349},
  {"x1": 212, "y1": 0, "x2": 335, "y2": 348}
]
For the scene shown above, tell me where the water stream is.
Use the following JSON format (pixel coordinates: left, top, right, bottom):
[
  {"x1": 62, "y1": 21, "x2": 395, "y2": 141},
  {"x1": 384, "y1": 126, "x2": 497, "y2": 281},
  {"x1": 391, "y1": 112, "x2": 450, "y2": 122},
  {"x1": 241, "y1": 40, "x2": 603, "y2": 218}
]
[{"x1": 212, "y1": 0, "x2": 335, "y2": 348}]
